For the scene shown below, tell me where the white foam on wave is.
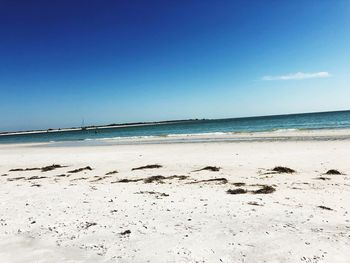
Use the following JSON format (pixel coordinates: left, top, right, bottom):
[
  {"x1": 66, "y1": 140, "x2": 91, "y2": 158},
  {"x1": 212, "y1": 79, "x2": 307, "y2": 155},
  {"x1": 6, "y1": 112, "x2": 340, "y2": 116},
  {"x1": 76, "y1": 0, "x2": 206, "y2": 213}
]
[
  {"x1": 82, "y1": 132, "x2": 233, "y2": 142},
  {"x1": 271, "y1": 128, "x2": 300, "y2": 133}
]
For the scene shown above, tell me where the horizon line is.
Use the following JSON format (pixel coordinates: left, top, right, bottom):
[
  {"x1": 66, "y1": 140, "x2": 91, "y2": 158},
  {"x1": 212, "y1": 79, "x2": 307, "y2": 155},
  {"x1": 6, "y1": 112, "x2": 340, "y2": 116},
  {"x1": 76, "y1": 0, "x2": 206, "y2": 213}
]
[{"x1": 1, "y1": 109, "x2": 349, "y2": 135}]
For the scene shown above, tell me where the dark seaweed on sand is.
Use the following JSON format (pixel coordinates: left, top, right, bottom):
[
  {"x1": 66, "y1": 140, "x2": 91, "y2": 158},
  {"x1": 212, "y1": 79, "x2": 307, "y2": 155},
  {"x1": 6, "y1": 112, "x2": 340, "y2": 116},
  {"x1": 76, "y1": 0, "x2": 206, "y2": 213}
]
[
  {"x1": 9, "y1": 164, "x2": 66, "y2": 172},
  {"x1": 192, "y1": 166, "x2": 221, "y2": 172},
  {"x1": 27, "y1": 176, "x2": 47, "y2": 180},
  {"x1": 132, "y1": 164, "x2": 162, "y2": 171},
  {"x1": 68, "y1": 166, "x2": 93, "y2": 173},
  {"x1": 325, "y1": 169, "x2": 342, "y2": 175},
  {"x1": 144, "y1": 175, "x2": 188, "y2": 183},
  {"x1": 271, "y1": 166, "x2": 295, "y2": 174},
  {"x1": 143, "y1": 175, "x2": 166, "y2": 183},
  {"x1": 7, "y1": 176, "x2": 25, "y2": 181},
  {"x1": 315, "y1": 177, "x2": 330, "y2": 181},
  {"x1": 232, "y1": 182, "x2": 246, "y2": 187},
  {"x1": 252, "y1": 185, "x2": 276, "y2": 194},
  {"x1": 41, "y1": 164, "x2": 66, "y2": 172},
  {"x1": 113, "y1": 178, "x2": 143, "y2": 183},
  {"x1": 106, "y1": 170, "x2": 118, "y2": 175},
  {"x1": 318, "y1": 205, "x2": 333, "y2": 211},
  {"x1": 120, "y1": 230, "x2": 131, "y2": 235},
  {"x1": 189, "y1": 178, "x2": 228, "y2": 184},
  {"x1": 112, "y1": 175, "x2": 188, "y2": 184},
  {"x1": 226, "y1": 188, "x2": 247, "y2": 195}
]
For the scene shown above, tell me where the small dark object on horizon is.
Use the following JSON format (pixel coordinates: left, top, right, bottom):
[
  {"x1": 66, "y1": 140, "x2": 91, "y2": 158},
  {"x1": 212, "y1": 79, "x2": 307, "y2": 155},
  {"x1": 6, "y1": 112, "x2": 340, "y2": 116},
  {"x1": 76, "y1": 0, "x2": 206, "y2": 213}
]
[
  {"x1": 132, "y1": 164, "x2": 162, "y2": 171},
  {"x1": 227, "y1": 188, "x2": 247, "y2": 195},
  {"x1": 192, "y1": 166, "x2": 221, "y2": 172},
  {"x1": 252, "y1": 185, "x2": 276, "y2": 194},
  {"x1": 68, "y1": 166, "x2": 93, "y2": 173},
  {"x1": 271, "y1": 166, "x2": 295, "y2": 174},
  {"x1": 325, "y1": 169, "x2": 342, "y2": 175}
]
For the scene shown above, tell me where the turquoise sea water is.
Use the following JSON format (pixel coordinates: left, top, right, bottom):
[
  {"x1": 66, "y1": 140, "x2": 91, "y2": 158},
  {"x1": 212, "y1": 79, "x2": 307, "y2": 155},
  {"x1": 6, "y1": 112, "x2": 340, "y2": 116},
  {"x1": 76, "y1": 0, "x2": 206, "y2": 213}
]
[{"x1": 1, "y1": 110, "x2": 350, "y2": 144}]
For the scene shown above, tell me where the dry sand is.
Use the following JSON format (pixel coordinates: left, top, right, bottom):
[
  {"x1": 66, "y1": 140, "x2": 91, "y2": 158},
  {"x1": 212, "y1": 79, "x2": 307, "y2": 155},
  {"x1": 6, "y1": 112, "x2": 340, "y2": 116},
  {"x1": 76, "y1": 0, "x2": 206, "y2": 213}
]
[{"x1": 0, "y1": 135, "x2": 350, "y2": 262}]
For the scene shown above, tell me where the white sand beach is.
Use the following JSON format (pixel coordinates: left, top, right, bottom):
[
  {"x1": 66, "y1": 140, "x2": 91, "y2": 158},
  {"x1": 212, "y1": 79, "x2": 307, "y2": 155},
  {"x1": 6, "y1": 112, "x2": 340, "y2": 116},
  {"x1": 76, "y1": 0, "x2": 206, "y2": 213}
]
[{"x1": 0, "y1": 131, "x2": 350, "y2": 263}]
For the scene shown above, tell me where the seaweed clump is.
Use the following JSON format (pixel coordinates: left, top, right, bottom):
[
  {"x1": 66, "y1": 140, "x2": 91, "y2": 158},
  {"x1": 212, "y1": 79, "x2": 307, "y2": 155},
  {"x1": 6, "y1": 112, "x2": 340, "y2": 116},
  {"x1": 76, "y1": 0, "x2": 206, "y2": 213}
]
[
  {"x1": 325, "y1": 169, "x2": 342, "y2": 175},
  {"x1": 68, "y1": 166, "x2": 93, "y2": 173},
  {"x1": 271, "y1": 166, "x2": 295, "y2": 174},
  {"x1": 132, "y1": 164, "x2": 162, "y2": 171},
  {"x1": 192, "y1": 166, "x2": 221, "y2": 172},
  {"x1": 252, "y1": 185, "x2": 276, "y2": 194},
  {"x1": 226, "y1": 188, "x2": 247, "y2": 195}
]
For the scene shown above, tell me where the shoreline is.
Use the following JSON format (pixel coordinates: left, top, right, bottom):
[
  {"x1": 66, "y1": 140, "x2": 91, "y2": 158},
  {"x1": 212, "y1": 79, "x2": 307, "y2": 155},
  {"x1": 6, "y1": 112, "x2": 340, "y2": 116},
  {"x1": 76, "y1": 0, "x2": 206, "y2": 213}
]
[{"x1": 1, "y1": 128, "x2": 350, "y2": 147}]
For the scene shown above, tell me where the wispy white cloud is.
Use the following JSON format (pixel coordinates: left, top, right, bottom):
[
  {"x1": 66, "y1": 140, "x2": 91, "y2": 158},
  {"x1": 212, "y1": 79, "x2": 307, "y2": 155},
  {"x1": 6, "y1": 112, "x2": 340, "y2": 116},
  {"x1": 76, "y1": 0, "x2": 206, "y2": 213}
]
[{"x1": 262, "y1": 71, "x2": 331, "y2": 81}]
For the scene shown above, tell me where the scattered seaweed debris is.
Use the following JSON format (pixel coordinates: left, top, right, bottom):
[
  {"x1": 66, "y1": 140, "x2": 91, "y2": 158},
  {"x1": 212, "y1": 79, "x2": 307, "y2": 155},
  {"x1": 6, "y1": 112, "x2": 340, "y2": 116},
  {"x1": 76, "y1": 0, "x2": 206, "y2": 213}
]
[
  {"x1": 84, "y1": 222, "x2": 97, "y2": 229},
  {"x1": 247, "y1": 201, "x2": 263, "y2": 206},
  {"x1": 135, "y1": 191, "x2": 169, "y2": 197},
  {"x1": 106, "y1": 170, "x2": 118, "y2": 175},
  {"x1": 144, "y1": 175, "x2": 188, "y2": 183},
  {"x1": 226, "y1": 188, "x2": 247, "y2": 195},
  {"x1": 31, "y1": 184, "x2": 41, "y2": 187},
  {"x1": 112, "y1": 178, "x2": 143, "y2": 183},
  {"x1": 166, "y1": 175, "x2": 188, "y2": 180},
  {"x1": 271, "y1": 166, "x2": 295, "y2": 174},
  {"x1": 120, "y1": 230, "x2": 131, "y2": 235},
  {"x1": 318, "y1": 205, "x2": 333, "y2": 211},
  {"x1": 233, "y1": 182, "x2": 246, "y2": 187},
  {"x1": 252, "y1": 185, "x2": 276, "y2": 194},
  {"x1": 144, "y1": 175, "x2": 166, "y2": 183},
  {"x1": 41, "y1": 164, "x2": 66, "y2": 172},
  {"x1": 189, "y1": 178, "x2": 228, "y2": 184},
  {"x1": 70, "y1": 177, "x2": 89, "y2": 182},
  {"x1": 132, "y1": 164, "x2": 162, "y2": 171},
  {"x1": 9, "y1": 164, "x2": 66, "y2": 172},
  {"x1": 90, "y1": 176, "x2": 111, "y2": 182},
  {"x1": 7, "y1": 177, "x2": 25, "y2": 181},
  {"x1": 315, "y1": 177, "x2": 331, "y2": 181},
  {"x1": 9, "y1": 168, "x2": 40, "y2": 172},
  {"x1": 192, "y1": 166, "x2": 221, "y2": 172},
  {"x1": 27, "y1": 176, "x2": 47, "y2": 180},
  {"x1": 68, "y1": 166, "x2": 92, "y2": 173},
  {"x1": 112, "y1": 175, "x2": 188, "y2": 184},
  {"x1": 325, "y1": 169, "x2": 342, "y2": 175},
  {"x1": 55, "y1": 174, "x2": 67, "y2": 177},
  {"x1": 1, "y1": 174, "x2": 8, "y2": 177}
]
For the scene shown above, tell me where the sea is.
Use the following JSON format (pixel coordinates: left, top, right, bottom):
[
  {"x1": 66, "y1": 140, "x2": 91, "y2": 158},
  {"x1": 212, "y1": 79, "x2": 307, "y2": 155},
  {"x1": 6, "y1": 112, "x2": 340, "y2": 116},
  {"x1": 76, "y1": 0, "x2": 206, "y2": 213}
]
[{"x1": 1, "y1": 110, "x2": 350, "y2": 144}]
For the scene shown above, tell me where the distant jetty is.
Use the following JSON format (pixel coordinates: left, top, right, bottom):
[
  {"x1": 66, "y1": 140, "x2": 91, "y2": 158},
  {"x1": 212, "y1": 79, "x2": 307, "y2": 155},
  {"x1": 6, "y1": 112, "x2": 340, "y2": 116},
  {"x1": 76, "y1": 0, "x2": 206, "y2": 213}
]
[{"x1": 0, "y1": 119, "x2": 205, "y2": 136}]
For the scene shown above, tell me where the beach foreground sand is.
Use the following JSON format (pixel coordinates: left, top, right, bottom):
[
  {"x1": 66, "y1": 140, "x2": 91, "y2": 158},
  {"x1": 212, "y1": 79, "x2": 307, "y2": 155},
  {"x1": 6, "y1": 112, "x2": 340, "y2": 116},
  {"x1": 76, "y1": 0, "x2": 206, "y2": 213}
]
[{"x1": 0, "y1": 136, "x2": 350, "y2": 262}]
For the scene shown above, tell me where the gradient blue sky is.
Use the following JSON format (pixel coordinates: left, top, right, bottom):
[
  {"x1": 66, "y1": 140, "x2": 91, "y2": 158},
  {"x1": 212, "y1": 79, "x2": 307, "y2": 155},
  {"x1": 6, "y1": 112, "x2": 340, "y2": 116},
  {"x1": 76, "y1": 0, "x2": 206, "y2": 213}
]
[{"x1": 0, "y1": 0, "x2": 349, "y2": 131}]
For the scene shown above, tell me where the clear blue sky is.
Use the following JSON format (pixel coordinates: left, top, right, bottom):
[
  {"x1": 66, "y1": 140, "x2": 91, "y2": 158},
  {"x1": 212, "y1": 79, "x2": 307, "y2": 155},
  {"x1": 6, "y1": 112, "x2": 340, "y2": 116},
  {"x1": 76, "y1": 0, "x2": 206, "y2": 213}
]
[{"x1": 0, "y1": 0, "x2": 349, "y2": 131}]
